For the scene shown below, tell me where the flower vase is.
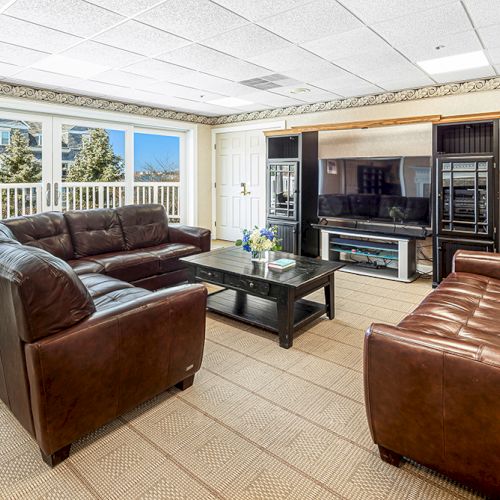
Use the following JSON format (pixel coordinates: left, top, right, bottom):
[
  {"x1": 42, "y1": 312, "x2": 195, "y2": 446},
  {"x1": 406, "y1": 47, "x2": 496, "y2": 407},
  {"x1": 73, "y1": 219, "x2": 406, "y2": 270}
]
[{"x1": 251, "y1": 250, "x2": 268, "y2": 263}]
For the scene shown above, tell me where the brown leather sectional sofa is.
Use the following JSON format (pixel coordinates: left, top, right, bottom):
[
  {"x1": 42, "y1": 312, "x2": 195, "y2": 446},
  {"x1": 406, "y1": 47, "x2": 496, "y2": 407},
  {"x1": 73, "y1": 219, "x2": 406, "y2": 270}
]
[
  {"x1": 364, "y1": 250, "x2": 500, "y2": 498},
  {"x1": 0, "y1": 204, "x2": 210, "y2": 466}
]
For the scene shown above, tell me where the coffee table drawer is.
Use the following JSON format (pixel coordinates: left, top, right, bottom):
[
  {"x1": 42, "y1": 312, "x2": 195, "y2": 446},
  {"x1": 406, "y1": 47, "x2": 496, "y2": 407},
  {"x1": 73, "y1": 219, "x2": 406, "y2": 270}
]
[
  {"x1": 225, "y1": 274, "x2": 270, "y2": 296},
  {"x1": 196, "y1": 267, "x2": 223, "y2": 282}
]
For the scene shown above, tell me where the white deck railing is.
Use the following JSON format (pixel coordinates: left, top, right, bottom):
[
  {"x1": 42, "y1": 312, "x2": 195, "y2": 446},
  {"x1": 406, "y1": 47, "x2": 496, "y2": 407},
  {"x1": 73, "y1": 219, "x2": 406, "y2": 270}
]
[
  {"x1": 0, "y1": 183, "x2": 42, "y2": 219},
  {"x1": 1, "y1": 182, "x2": 180, "y2": 221}
]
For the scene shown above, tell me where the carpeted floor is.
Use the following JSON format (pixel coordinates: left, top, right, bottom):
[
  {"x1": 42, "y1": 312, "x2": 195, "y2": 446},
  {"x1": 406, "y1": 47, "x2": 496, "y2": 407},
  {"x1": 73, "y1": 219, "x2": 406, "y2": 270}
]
[{"x1": 0, "y1": 271, "x2": 484, "y2": 499}]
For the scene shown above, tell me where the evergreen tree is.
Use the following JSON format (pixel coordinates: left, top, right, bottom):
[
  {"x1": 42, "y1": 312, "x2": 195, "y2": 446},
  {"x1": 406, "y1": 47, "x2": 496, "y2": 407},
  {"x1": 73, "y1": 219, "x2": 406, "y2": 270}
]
[
  {"x1": 0, "y1": 129, "x2": 41, "y2": 183},
  {"x1": 66, "y1": 128, "x2": 123, "y2": 182}
]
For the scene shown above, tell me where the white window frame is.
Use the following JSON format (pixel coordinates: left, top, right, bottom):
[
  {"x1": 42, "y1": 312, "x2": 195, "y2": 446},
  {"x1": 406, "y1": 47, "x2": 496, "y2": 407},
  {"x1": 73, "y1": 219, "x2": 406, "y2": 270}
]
[{"x1": 0, "y1": 97, "x2": 196, "y2": 223}]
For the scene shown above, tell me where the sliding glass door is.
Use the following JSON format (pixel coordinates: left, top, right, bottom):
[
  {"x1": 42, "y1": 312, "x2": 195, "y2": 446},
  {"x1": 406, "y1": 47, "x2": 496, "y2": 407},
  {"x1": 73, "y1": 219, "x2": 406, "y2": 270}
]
[
  {"x1": 0, "y1": 111, "x2": 52, "y2": 218},
  {"x1": 133, "y1": 129, "x2": 183, "y2": 222},
  {"x1": 0, "y1": 111, "x2": 186, "y2": 220}
]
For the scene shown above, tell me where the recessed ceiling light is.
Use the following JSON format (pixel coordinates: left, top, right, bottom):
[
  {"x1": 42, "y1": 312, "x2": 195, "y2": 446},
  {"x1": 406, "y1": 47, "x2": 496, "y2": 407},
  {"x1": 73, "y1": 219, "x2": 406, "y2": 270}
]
[
  {"x1": 32, "y1": 55, "x2": 110, "y2": 79},
  {"x1": 417, "y1": 50, "x2": 489, "y2": 75},
  {"x1": 290, "y1": 87, "x2": 311, "y2": 94},
  {"x1": 208, "y1": 97, "x2": 253, "y2": 107}
]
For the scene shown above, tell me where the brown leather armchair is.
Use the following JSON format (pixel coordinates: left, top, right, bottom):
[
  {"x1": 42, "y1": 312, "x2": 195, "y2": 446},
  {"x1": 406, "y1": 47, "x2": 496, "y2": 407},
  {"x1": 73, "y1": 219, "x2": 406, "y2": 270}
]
[
  {"x1": 0, "y1": 205, "x2": 209, "y2": 467},
  {"x1": 364, "y1": 250, "x2": 500, "y2": 498}
]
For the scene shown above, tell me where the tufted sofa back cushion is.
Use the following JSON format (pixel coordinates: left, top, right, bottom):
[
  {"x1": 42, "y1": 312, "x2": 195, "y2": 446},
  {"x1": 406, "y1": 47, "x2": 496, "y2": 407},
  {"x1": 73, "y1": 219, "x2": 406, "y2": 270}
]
[
  {"x1": 2, "y1": 212, "x2": 74, "y2": 260},
  {"x1": 0, "y1": 243, "x2": 95, "y2": 342},
  {"x1": 64, "y1": 208, "x2": 125, "y2": 257},
  {"x1": 116, "y1": 204, "x2": 169, "y2": 250}
]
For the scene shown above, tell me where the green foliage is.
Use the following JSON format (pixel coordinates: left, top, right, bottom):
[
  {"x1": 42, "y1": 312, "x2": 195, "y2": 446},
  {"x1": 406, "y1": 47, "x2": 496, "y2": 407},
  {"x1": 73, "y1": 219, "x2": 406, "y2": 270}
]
[
  {"x1": 0, "y1": 129, "x2": 41, "y2": 183},
  {"x1": 66, "y1": 128, "x2": 123, "y2": 182}
]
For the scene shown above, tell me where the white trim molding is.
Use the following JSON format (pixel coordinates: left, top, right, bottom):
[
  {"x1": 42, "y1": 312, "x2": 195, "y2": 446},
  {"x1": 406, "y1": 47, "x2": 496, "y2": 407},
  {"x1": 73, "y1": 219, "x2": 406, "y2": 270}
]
[{"x1": 1, "y1": 77, "x2": 500, "y2": 126}]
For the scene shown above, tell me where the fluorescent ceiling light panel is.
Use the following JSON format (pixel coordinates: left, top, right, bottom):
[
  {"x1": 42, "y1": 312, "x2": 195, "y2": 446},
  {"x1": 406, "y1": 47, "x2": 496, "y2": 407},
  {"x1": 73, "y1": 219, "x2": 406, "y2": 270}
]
[
  {"x1": 417, "y1": 50, "x2": 489, "y2": 74},
  {"x1": 32, "y1": 55, "x2": 109, "y2": 78},
  {"x1": 207, "y1": 97, "x2": 253, "y2": 107}
]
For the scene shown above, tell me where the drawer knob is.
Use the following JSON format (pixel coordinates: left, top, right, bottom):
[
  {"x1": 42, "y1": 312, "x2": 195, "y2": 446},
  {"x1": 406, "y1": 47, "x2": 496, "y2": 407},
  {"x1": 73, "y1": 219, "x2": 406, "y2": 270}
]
[{"x1": 249, "y1": 282, "x2": 255, "y2": 288}]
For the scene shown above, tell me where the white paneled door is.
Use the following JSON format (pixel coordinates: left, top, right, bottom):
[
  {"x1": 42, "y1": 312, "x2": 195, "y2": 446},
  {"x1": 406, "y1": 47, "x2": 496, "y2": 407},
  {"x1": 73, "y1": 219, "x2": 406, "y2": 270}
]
[{"x1": 215, "y1": 130, "x2": 266, "y2": 241}]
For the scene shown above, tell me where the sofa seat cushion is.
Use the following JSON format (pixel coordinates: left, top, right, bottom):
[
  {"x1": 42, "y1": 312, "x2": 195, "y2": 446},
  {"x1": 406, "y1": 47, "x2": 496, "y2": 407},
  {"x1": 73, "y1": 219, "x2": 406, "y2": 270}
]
[
  {"x1": 79, "y1": 273, "x2": 134, "y2": 299},
  {"x1": 398, "y1": 272, "x2": 500, "y2": 347},
  {"x1": 146, "y1": 243, "x2": 201, "y2": 273},
  {"x1": 68, "y1": 259, "x2": 105, "y2": 275},
  {"x1": 79, "y1": 272, "x2": 151, "y2": 311},
  {"x1": 93, "y1": 287, "x2": 151, "y2": 311},
  {"x1": 83, "y1": 249, "x2": 162, "y2": 282}
]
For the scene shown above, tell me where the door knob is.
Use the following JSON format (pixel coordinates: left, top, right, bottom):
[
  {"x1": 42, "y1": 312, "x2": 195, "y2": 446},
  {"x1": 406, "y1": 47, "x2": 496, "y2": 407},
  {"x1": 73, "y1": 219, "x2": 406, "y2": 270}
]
[{"x1": 240, "y1": 182, "x2": 251, "y2": 196}]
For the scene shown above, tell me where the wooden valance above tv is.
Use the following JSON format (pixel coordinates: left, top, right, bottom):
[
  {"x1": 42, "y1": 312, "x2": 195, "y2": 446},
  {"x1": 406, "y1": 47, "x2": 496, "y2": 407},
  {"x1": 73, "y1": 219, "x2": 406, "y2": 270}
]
[{"x1": 264, "y1": 110, "x2": 500, "y2": 136}]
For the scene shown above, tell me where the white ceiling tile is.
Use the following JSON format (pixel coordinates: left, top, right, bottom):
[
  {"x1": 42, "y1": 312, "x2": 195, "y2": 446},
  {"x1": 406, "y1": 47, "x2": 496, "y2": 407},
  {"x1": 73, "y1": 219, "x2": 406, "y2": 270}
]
[
  {"x1": 68, "y1": 80, "x2": 129, "y2": 97},
  {"x1": 0, "y1": 42, "x2": 48, "y2": 66},
  {"x1": 495, "y1": 65, "x2": 500, "y2": 74},
  {"x1": 478, "y1": 25, "x2": 500, "y2": 49},
  {"x1": 138, "y1": 81, "x2": 223, "y2": 101},
  {"x1": 398, "y1": 30, "x2": 483, "y2": 62},
  {"x1": 202, "y1": 24, "x2": 290, "y2": 59},
  {"x1": 334, "y1": 47, "x2": 420, "y2": 80},
  {"x1": 62, "y1": 41, "x2": 143, "y2": 68},
  {"x1": 314, "y1": 76, "x2": 383, "y2": 97},
  {"x1": 283, "y1": 61, "x2": 350, "y2": 83},
  {"x1": 92, "y1": 69, "x2": 156, "y2": 87},
  {"x1": 271, "y1": 83, "x2": 341, "y2": 102},
  {"x1": 372, "y1": 2, "x2": 472, "y2": 46},
  {"x1": 487, "y1": 47, "x2": 500, "y2": 65},
  {"x1": 11, "y1": 68, "x2": 82, "y2": 88},
  {"x1": 338, "y1": 0, "x2": 456, "y2": 24},
  {"x1": 432, "y1": 66, "x2": 495, "y2": 83},
  {"x1": 123, "y1": 58, "x2": 192, "y2": 81},
  {"x1": 84, "y1": 0, "x2": 165, "y2": 16},
  {"x1": 463, "y1": 0, "x2": 500, "y2": 28},
  {"x1": 5, "y1": 0, "x2": 124, "y2": 38},
  {"x1": 301, "y1": 27, "x2": 392, "y2": 62},
  {"x1": 257, "y1": 0, "x2": 362, "y2": 44},
  {"x1": 211, "y1": 0, "x2": 310, "y2": 22},
  {"x1": 372, "y1": 75, "x2": 436, "y2": 91},
  {"x1": 163, "y1": 71, "x2": 253, "y2": 96},
  {"x1": 158, "y1": 44, "x2": 268, "y2": 81},
  {"x1": 0, "y1": 61, "x2": 22, "y2": 77},
  {"x1": 94, "y1": 21, "x2": 190, "y2": 57},
  {"x1": 236, "y1": 90, "x2": 305, "y2": 106},
  {"x1": 136, "y1": 0, "x2": 247, "y2": 42},
  {"x1": 247, "y1": 45, "x2": 327, "y2": 72},
  {"x1": 0, "y1": 15, "x2": 81, "y2": 52}
]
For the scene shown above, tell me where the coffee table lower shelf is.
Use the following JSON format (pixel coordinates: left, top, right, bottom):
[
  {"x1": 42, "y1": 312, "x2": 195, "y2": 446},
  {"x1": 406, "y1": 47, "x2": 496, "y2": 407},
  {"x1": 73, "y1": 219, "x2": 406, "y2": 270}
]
[{"x1": 207, "y1": 288, "x2": 326, "y2": 334}]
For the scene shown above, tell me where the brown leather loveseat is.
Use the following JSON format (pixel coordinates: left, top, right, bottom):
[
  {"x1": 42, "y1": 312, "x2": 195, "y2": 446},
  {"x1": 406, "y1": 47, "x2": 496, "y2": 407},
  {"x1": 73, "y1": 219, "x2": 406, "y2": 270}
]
[
  {"x1": 0, "y1": 204, "x2": 210, "y2": 466},
  {"x1": 364, "y1": 250, "x2": 500, "y2": 498}
]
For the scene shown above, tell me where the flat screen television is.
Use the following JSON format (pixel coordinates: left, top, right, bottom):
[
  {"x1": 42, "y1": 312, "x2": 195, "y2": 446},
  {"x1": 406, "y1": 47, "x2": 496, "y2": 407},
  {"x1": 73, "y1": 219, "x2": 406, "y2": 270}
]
[{"x1": 318, "y1": 157, "x2": 432, "y2": 227}]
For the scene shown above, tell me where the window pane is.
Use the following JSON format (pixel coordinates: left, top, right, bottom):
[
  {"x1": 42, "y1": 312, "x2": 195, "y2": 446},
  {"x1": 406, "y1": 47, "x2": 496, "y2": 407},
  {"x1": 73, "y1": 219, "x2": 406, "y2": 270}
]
[
  {"x1": 134, "y1": 133, "x2": 180, "y2": 221},
  {"x1": 62, "y1": 125, "x2": 125, "y2": 181},
  {"x1": 0, "y1": 118, "x2": 43, "y2": 218}
]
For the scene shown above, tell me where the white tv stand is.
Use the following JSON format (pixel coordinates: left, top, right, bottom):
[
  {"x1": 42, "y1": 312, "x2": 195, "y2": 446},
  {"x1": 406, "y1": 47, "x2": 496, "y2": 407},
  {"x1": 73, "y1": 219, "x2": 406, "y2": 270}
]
[{"x1": 319, "y1": 227, "x2": 418, "y2": 282}]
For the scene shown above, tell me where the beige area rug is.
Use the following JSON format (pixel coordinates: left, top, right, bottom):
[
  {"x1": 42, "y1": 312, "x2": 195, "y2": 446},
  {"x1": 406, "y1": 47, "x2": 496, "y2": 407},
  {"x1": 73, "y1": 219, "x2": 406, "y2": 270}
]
[{"x1": 0, "y1": 272, "x2": 485, "y2": 499}]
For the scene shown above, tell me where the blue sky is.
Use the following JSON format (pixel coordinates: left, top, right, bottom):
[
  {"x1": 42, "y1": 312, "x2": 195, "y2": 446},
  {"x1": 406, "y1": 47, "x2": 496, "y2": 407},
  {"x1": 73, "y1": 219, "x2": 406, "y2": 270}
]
[{"x1": 106, "y1": 130, "x2": 180, "y2": 172}]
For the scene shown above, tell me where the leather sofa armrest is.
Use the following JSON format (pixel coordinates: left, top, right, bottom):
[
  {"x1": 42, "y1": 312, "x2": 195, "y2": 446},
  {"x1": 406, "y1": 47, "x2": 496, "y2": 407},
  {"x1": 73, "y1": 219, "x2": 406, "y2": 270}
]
[
  {"x1": 168, "y1": 224, "x2": 211, "y2": 252},
  {"x1": 25, "y1": 283, "x2": 207, "y2": 456},
  {"x1": 453, "y1": 249, "x2": 500, "y2": 280}
]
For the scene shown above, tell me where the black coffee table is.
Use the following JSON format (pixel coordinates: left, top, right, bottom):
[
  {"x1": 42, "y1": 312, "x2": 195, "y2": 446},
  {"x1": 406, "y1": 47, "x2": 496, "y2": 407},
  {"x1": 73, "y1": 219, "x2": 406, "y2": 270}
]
[{"x1": 181, "y1": 247, "x2": 343, "y2": 349}]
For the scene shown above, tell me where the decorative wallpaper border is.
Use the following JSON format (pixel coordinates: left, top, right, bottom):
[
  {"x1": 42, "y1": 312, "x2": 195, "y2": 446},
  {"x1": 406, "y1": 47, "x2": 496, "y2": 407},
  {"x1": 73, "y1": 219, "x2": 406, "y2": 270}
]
[
  {"x1": 1, "y1": 77, "x2": 500, "y2": 126},
  {"x1": 0, "y1": 82, "x2": 213, "y2": 124}
]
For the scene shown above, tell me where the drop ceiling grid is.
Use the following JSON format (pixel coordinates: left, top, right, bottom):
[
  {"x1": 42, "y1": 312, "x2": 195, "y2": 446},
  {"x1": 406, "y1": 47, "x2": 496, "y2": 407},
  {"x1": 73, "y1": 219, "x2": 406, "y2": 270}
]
[{"x1": 0, "y1": 0, "x2": 497, "y2": 117}]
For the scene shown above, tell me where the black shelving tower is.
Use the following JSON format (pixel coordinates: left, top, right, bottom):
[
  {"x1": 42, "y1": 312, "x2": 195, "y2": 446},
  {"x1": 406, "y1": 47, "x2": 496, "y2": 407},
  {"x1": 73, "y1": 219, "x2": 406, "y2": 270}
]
[
  {"x1": 432, "y1": 120, "x2": 499, "y2": 285},
  {"x1": 266, "y1": 132, "x2": 319, "y2": 257}
]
